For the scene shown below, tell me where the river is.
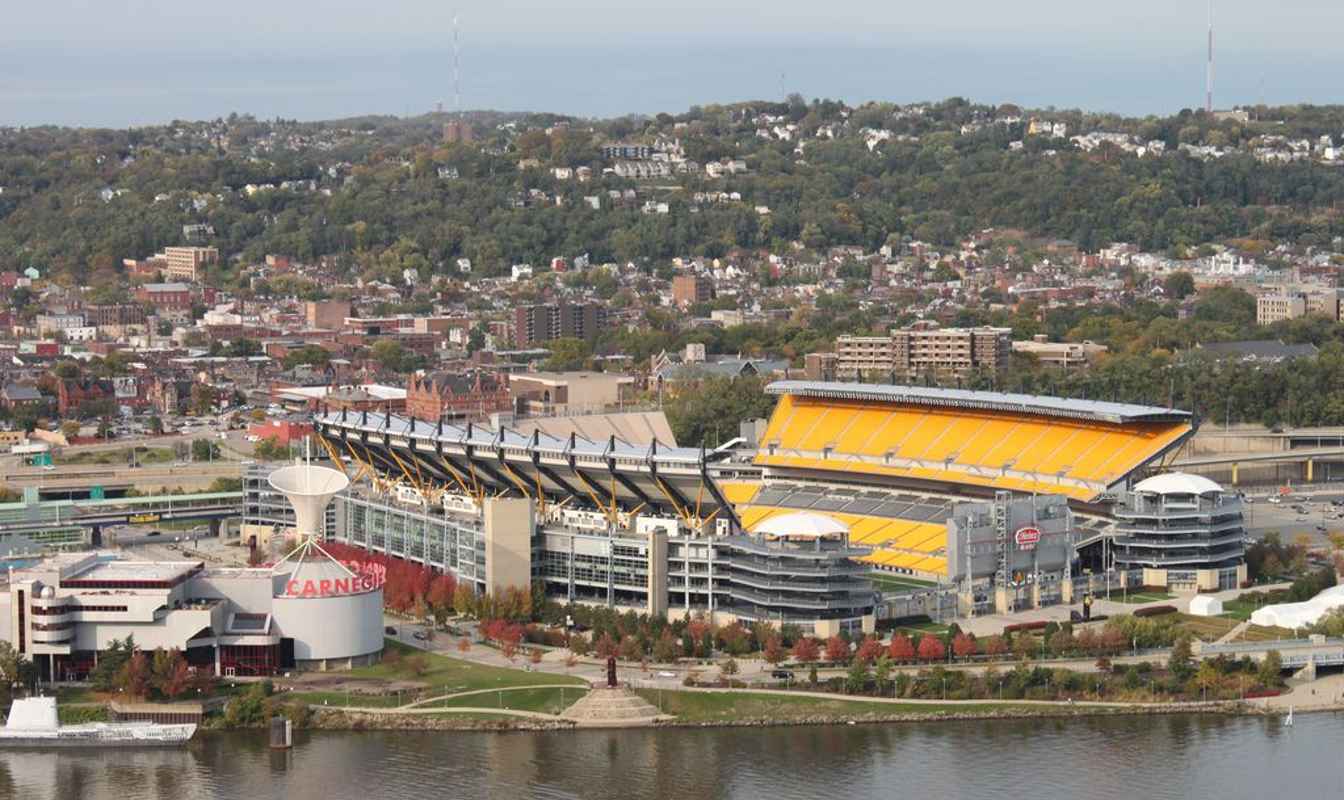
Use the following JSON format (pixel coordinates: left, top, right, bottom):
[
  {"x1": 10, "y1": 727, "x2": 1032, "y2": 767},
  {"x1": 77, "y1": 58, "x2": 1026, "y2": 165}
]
[{"x1": 0, "y1": 713, "x2": 1337, "y2": 800}]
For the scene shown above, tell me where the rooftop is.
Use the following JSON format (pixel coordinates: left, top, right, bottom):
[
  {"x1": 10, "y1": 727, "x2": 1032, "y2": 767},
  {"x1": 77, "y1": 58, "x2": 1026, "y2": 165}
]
[{"x1": 765, "y1": 380, "x2": 1193, "y2": 425}]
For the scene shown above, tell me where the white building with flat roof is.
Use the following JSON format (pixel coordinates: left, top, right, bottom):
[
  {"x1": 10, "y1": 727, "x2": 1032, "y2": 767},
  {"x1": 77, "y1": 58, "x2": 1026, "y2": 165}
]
[{"x1": 0, "y1": 548, "x2": 383, "y2": 681}]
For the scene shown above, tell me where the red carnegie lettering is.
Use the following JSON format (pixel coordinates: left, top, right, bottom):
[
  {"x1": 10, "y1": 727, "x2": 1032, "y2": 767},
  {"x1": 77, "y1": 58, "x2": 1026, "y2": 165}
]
[
  {"x1": 302, "y1": 580, "x2": 317, "y2": 597},
  {"x1": 319, "y1": 579, "x2": 332, "y2": 596},
  {"x1": 333, "y1": 578, "x2": 350, "y2": 594},
  {"x1": 286, "y1": 581, "x2": 300, "y2": 596}
]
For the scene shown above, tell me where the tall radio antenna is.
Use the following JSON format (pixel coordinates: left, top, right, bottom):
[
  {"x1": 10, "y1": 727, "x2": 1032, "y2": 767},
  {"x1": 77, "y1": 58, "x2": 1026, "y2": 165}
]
[
  {"x1": 454, "y1": 14, "x2": 462, "y2": 116},
  {"x1": 1206, "y1": 0, "x2": 1214, "y2": 113}
]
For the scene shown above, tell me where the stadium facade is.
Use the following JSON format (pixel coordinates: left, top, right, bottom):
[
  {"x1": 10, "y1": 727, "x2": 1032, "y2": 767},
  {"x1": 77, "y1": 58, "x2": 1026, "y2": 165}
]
[{"x1": 291, "y1": 381, "x2": 1243, "y2": 625}]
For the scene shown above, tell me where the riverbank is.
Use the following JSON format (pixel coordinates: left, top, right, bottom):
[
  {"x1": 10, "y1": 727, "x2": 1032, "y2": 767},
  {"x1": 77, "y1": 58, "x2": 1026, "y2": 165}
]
[{"x1": 274, "y1": 689, "x2": 1261, "y2": 733}]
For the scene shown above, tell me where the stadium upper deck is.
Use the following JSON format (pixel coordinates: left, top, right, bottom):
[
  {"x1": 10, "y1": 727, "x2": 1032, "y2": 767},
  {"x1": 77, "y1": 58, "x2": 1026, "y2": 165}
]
[
  {"x1": 313, "y1": 409, "x2": 736, "y2": 528},
  {"x1": 754, "y1": 382, "x2": 1194, "y2": 503}
]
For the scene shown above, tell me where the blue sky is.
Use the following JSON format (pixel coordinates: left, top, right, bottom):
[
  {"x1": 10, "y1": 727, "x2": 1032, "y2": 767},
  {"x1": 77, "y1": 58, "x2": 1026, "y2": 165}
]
[{"x1": 4, "y1": 1, "x2": 1343, "y2": 126}]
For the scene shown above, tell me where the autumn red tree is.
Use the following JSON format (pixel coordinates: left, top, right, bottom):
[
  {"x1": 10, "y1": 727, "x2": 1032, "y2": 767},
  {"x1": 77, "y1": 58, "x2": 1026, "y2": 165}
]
[
  {"x1": 983, "y1": 635, "x2": 1009, "y2": 657},
  {"x1": 426, "y1": 574, "x2": 458, "y2": 624},
  {"x1": 498, "y1": 623, "x2": 525, "y2": 662},
  {"x1": 951, "y1": 632, "x2": 978, "y2": 659},
  {"x1": 824, "y1": 635, "x2": 850, "y2": 664},
  {"x1": 792, "y1": 637, "x2": 821, "y2": 663},
  {"x1": 717, "y1": 623, "x2": 750, "y2": 656},
  {"x1": 119, "y1": 651, "x2": 151, "y2": 698},
  {"x1": 917, "y1": 635, "x2": 946, "y2": 662},
  {"x1": 763, "y1": 636, "x2": 786, "y2": 666},
  {"x1": 595, "y1": 632, "x2": 618, "y2": 659},
  {"x1": 855, "y1": 635, "x2": 882, "y2": 664},
  {"x1": 162, "y1": 658, "x2": 192, "y2": 699},
  {"x1": 887, "y1": 634, "x2": 915, "y2": 662}
]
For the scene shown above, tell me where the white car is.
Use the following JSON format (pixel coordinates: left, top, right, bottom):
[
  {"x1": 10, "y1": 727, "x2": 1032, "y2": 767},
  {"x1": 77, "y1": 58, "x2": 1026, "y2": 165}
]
[
  {"x1": 657, "y1": 671, "x2": 676, "y2": 678},
  {"x1": 1267, "y1": 497, "x2": 1282, "y2": 504}
]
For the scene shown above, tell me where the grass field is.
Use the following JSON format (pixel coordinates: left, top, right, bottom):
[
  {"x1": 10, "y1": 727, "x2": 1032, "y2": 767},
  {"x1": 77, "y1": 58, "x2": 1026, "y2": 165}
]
[
  {"x1": 633, "y1": 690, "x2": 1054, "y2": 723},
  {"x1": 1221, "y1": 596, "x2": 1277, "y2": 622},
  {"x1": 1171, "y1": 613, "x2": 1293, "y2": 642},
  {"x1": 288, "y1": 640, "x2": 586, "y2": 708},
  {"x1": 1108, "y1": 591, "x2": 1174, "y2": 604},
  {"x1": 62, "y1": 446, "x2": 176, "y2": 466},
  {"x1": 869, "y1": 573, "x2": 937, "y2": 593},
  {"x1": 437, "y1": 686, "x2": 587, "y2": 715},
  {"x1": 892, "y1": 621, "x2": 952, "y2": 637}
]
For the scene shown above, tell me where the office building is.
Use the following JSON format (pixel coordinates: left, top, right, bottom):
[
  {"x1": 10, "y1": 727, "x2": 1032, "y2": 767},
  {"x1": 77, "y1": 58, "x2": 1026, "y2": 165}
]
[{"x1": 835, "y1": 323, "x2": 1011, "y2": 381}]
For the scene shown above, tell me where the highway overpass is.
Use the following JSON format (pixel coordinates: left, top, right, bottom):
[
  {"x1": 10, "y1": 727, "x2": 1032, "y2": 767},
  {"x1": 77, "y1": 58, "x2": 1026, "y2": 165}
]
[{"x1": 0, "y1": 490, "x2": 243, "y2": 548}]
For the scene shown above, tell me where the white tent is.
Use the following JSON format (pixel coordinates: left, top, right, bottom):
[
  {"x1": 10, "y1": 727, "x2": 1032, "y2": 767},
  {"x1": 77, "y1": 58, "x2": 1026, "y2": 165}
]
[
  {"x1": 1188, "y1": 595, "x2": 1224, "y2": 617},
  {"x1": 1250, "y1": 583, "x2": 1344, "y2": 629}
]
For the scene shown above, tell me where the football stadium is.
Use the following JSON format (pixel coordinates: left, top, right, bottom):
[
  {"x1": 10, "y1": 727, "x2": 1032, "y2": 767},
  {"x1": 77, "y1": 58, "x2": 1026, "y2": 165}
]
[{"x1": 289, "y1": 379, "x2": 1243, "y2": 630}]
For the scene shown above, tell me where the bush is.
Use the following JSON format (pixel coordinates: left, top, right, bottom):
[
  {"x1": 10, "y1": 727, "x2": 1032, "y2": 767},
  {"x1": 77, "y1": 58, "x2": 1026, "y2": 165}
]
[{"x1": 1133, "y1": 605, "x2": 1177, "y2": 618}]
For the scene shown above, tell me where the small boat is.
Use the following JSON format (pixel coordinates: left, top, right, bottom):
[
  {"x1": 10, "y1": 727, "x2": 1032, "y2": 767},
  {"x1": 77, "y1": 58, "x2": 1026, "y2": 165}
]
[{"x1": 0, "y1": 697, "x2": 196, "y2": 748}]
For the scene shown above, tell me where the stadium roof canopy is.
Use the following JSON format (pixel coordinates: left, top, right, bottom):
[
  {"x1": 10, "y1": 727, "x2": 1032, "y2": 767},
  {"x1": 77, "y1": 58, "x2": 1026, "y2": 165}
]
[
  {"x1": 315, "y1": 409, "x2": 714, "y2": 465},
  {"x1": 1132, "y1": 472, "x2": 1224, "y2": 496},
  {"x1": 765, "y1": 381, "x2": 1192, "y2": 425}
]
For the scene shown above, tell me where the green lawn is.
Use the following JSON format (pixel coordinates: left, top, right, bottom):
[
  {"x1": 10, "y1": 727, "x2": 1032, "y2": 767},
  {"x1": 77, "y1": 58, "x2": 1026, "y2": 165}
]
[
  {"x1": 1108, "y1": 591, "x2": 1174, "y2": 604},
  {"x1": 1171, "y1": 613, "x2": 1292, "y2": 642},
  {"x1": 289, "y1": 640, "x2": 586, "y2": 708},
  {"x1": 58, "y1": 705, "x2": 109, "y2": 724},
  {"x1": 62, "y1": 446, "x2": 176, "y2": 466},
  {"x1": 869, "y1": 573, "x2": 937, "y2": 593},
  {"x1": 892, "y1": 621, "x2": 952, "y2": 637},
  {"x1": 55, "y1": 686, "x2": 97, "y2": 704},
  {"x1": 1221, "y1": 596, "x2": 1275, "y2": 622},
  {"x1": 633, "y1": 690, "x2": 1055, "y2": 723},
  {"x1": 438, "y1": 686, "x2": 587, "y2": 715}
]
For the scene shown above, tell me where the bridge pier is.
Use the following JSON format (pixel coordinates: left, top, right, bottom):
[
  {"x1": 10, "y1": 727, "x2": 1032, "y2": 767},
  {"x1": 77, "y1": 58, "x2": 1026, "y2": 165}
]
[
  {"x1": 209, "y1": 518, "x2": 222, "y2": 538},
  {"x1": 1307, "y1": 458, "x2": 1314, "y2": 483},
  {"x1": 90, "y1": 524, "x2": 102, "y2": 548},
  {"x1": 1231, "y1": 463, "x2": 1238, "y2": 486}
]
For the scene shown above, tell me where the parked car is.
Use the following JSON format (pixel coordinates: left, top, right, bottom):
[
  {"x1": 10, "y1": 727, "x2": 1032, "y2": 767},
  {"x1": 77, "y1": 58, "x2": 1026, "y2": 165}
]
[
  {"x1": 771, "y1": 669, "x2": 795, "y2": 680},
  {"x1": 385, "y1": 626, "x2": 398, "y2": 636},
  {"x1": 412, "y1": 631, "x2": 429, "y2": 641}
]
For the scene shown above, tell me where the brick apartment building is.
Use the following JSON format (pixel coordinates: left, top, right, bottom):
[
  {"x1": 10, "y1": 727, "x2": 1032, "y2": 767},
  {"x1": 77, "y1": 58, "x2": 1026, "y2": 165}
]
[
  {"x1": 83, "y1": 303, "x2": 148, "y2": 328},
  {"x1": 57, "y1": 378, "x2": 115, "y2": 416},
  {"x1": 405, "y1": 371, "x2": 511, "y2": 422},
  {"x1": 134, "y1": 283, "x2": 193, "y2": 312},
  {"x1": 835, "y1": 322, "x2": 1012, "y2": 381},
  {"x1": 671, "y1": 273, "x2": 714, "y2": 308},
  {"x1": 512, "y1": 302, "x2": 608, "y2": 347},
  {"x1": 159, "y1": 246, "x2": 219, "y2": 283},
  {"x1": 304, "y1": 300, "x2": 352, "y2": 330}
]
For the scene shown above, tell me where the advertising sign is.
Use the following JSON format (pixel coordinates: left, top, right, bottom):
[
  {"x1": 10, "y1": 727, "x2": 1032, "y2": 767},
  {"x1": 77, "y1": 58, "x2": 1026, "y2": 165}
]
[
  {"x1": 1014, "y1": 526, "x2": 1041, "y2": 550},
  {"x1": 283, "y1": 561, "x2": 387, "y2": 598}
]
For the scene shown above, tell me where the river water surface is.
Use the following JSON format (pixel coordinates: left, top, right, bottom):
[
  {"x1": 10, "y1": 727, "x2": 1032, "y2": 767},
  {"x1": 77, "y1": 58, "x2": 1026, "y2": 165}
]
[{"x1": 1, "y1": 713, "x2": 1338, "y2": 799}]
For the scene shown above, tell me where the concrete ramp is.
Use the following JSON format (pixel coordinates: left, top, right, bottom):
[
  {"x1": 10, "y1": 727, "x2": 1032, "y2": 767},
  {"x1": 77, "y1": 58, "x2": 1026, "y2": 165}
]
[{"x1": 560, "y1": 687, "x2": 669, "y2": 727}]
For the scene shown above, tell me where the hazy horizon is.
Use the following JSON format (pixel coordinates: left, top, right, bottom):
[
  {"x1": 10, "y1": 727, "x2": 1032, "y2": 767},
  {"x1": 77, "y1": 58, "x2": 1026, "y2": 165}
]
[{"x1": 6, "y1": 1, "x2": 1344, "y2": 128}]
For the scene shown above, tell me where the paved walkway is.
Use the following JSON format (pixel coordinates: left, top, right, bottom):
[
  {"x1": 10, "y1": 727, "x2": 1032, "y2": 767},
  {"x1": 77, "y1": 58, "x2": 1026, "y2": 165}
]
[
  {"x1": 402, "y1": 684, "x2": 586, "y2": 709},
  {"x1": 679, "y1": 685, "x2": 1184, "y2": 710},
  {"x1": 323, "y1": 704, "x2": 559, "y2": 720},
  {"x1": 1216, "y1": 620, "x2": 1252, "y2": 644},
  {"x1": 1250, "y1": 672, "x2": 1344, "y2": 712}
]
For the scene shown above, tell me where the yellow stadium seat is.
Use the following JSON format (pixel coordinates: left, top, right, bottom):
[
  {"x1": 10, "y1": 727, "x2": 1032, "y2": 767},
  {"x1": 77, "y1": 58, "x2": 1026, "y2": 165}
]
[
  {"x1": 923, "y1": 416, "x2": 991, "y2": 461},
  {"x1": 720, "y1": 482, "x2": 760, "y2": 505}
]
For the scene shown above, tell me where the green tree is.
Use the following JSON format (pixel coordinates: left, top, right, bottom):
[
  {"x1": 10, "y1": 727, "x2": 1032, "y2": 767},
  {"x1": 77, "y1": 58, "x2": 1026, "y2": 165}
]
[
  {"x1": 1258, "y1": 650, "x2": 1283, "y2": 688},
  {"x1": 1163, "y1": 271, "x2": 1195, "y2": 300},
  {"x1": 254, "y1": 436, "x2": 289, "y2": 462},
  {"x1": 542, "y1": 338, "x2": 593, "y2": 372},
  {"x1": 1168, "y1": 635, "x2": 1195, "y2": 680}
]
